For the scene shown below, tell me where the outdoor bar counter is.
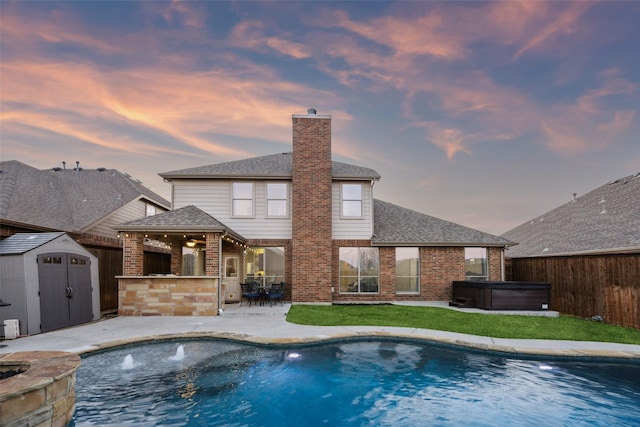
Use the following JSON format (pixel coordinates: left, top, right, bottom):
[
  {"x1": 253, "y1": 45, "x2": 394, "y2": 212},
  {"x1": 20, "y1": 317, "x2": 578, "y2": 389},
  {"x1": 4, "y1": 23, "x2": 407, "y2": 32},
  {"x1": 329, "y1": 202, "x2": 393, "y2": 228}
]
[{"x1": 117, "y1": 276, "x2": 223, "y2": 316}]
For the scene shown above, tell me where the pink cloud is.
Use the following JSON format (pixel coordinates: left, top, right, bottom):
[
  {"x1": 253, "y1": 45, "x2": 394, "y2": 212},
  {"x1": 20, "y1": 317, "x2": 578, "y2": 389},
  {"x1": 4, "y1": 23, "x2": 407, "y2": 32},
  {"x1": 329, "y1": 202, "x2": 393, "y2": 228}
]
[
  {"x1": 161, "y1": 0, "x2": 206, "y2": 28},
  {"x1": 424, "y1": 126, "x2": 472, "y2": 159},
  {"x1": 512, "y1": 1, "x2": 593, "y2": 59},
  {"x1": 1, "y1": 55, "x2": 341, "y2": 160},
  {"x1": 540, "y1": 70, "x2": 637, "y2": 154}
]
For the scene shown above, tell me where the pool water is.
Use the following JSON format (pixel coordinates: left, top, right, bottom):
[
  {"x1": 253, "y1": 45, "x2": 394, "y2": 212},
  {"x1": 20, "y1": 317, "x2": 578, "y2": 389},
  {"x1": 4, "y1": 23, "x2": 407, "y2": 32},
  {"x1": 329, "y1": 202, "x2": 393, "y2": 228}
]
[{"x1": 70, "y1": 339, "x2": 640, "y2": 426}]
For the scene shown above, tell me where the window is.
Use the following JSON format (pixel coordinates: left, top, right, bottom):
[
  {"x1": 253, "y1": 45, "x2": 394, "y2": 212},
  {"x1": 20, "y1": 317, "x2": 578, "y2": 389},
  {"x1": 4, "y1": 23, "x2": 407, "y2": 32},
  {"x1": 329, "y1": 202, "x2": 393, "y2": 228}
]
[
  {"x1": 465, "y1": 247, "x2": 488, "y2": 280},
  {"x1": 244, "y1": 247, "x2": 285, "y2": 287},
  {"x1": 396, "y1": 247, "x2": 419, "y2": 293},
  {"x1": 339, "y1": 247, "x2": 379, "y2": 293},
  {"x1": 182, "y1": 247, "x2": 205, "y2": 276},
  {"x1": 266, "y1": 183, "x2": 288, "y2": 217},
  {"x1": 341, "y1": 184, "x2": 363, "y2": 217},
  {"x1": 145, "y1": 203, "x2": 157, "y2": 217},
  {"x1": 232, "y1": 182, "x2": 254, "y2": 217},
  {"x1": 224, "y1": 256, "x2": 238, "y2": 278}
]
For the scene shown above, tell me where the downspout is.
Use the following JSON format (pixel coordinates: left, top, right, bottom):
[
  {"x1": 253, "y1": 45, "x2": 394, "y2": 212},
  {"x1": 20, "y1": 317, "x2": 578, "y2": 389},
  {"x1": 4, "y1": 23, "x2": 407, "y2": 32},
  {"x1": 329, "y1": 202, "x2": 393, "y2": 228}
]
[
  {"x1": 501, "y1": 247, "x2": 505, "y2": 281},
  {"x1": 370, "y1": 179, "x2": 375, "y2": 238},
  {"x1": 218, "y1": 234, "x2": 223, "y2": 314}
]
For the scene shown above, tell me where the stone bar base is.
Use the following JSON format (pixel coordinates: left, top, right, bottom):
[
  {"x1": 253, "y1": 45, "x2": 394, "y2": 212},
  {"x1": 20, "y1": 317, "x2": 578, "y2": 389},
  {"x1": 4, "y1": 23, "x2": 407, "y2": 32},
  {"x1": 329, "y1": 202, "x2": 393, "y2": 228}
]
[
  {"x1": 117, "y1": 276, "x2": 222, "y2": 316},
  {"x1": 0, "y1": 351, "x2": 81, "y2": 427}
]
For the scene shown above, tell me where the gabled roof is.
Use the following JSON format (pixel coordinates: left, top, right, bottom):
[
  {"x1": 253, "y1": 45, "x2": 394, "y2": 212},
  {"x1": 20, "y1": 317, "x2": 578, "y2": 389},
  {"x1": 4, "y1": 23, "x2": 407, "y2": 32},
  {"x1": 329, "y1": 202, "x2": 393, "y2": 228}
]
[
  {"x1": 0, "y1": 232, "x2": 65, "y2": 255},
  {"x1": 159, "y1": 152, "x2": 381, "y2": 181},
  {"x1": 117, "y1": 205, "x2": 246, "y2": 242},
  {"x1": 372, "y1": 199, "x2": 514, "y2": 247},
  {"x1": 0, "y1": 160, "x2": 171, "y2": 233},
  {"x1": 501, "y1": 172, "x2": 640, "y2": 257}
]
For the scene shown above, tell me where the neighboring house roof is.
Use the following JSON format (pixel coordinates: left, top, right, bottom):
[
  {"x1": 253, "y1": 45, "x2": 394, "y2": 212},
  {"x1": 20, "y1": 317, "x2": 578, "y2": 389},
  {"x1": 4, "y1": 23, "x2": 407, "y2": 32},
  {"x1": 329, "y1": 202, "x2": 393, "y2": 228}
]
[
  {"x1": 0, "y1": 160, "x2": 171, "y2": 233},
  {"x1": 0, "y1": 232, "x2": 66, "y2": 255},
  {"x1": 372, "y1": 199, "x2": 514, "y2": 247},
  {"x1": 501, "y1": 172, "x2": 640, "y2": 257},
  {"x1": 159, "y1": 152, "x2": 381, "y2": 181},
  {"x1": 117, "y1": 205, "x2": 246, "y2": 242}
]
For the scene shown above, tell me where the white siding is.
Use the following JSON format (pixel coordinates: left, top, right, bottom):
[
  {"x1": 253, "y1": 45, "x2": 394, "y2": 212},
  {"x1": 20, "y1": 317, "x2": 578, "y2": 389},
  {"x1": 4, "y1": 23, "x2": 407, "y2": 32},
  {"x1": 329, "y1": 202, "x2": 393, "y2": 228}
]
[
  {"x1": 87, "y1": 199, "x2": 154, "y2": 238},
  {"x1": 332, "y1": 181, "x2": 373, "y2": 239},
  {"x1": 172, "y1": 179, "x2": 292, "y2": 239}
]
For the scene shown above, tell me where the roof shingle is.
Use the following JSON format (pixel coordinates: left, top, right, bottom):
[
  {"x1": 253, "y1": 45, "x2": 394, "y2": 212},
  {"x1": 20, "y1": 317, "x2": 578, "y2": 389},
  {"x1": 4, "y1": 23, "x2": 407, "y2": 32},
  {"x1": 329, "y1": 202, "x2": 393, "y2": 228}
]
[
  {"x1": 0, "y1": 160, "x2": 171, "y2": 233},
  {"x1": 372, "y1": 199, "x2": 514, "y2": 246},
  {"x1": 501, "y1": 173, "x2": 640, "y2": 257},
  {"x1": 159, "y1": 152, "x2": 381, "y2": 180}
]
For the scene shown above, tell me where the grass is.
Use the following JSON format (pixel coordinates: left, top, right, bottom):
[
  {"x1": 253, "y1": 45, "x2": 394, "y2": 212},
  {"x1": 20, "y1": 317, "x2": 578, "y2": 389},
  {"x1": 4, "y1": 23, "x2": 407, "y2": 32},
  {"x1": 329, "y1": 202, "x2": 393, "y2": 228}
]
[{"x1": 286, "y1": 304, "x2": 640, "y2": 345}]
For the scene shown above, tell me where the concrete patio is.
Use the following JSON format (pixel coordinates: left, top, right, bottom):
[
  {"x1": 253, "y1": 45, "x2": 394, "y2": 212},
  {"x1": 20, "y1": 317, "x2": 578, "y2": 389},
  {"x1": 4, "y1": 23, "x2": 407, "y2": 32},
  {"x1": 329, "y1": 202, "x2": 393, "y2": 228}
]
[{"x1": 2, "y1": 302, "x2": 639, "y2": 359}]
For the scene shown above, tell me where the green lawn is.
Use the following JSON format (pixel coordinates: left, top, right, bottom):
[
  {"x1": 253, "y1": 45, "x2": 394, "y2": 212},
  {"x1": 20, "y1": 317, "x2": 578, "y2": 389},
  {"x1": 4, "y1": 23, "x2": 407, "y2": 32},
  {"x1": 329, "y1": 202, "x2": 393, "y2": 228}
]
[{"x1": 286, "y1": 305, "x2": 640, "y2": 345}]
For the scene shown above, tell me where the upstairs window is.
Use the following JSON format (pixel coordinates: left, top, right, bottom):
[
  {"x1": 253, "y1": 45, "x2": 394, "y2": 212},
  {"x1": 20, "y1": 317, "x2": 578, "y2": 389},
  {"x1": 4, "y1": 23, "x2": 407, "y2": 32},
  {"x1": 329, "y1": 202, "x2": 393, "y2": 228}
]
[
  {"x1": 341, "y1": 183, "x2": 363, "y2": 217},
  {"x1": 266, "y1": 183, "x2": 288, "y2": 217},
  {"x1": 465, "y1": 247, "x2": 488, "y2": 281},
  {"x1": 232, "y1": 182, "x2": 254, "y2": 217}
]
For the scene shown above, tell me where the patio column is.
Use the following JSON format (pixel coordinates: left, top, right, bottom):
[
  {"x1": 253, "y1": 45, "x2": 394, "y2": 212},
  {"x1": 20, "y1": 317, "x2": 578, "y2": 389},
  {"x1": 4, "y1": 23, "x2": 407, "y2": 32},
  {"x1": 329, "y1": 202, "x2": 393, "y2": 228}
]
[
  {"x1": 123, "y1": 232, "x2": 144, "y2": 275},
  {"x1": 205, "y1": 232, "x2": 220, "y2": 276},
  {"x1": 171, "y1": 244, "x2": 182, "y2": 275}
]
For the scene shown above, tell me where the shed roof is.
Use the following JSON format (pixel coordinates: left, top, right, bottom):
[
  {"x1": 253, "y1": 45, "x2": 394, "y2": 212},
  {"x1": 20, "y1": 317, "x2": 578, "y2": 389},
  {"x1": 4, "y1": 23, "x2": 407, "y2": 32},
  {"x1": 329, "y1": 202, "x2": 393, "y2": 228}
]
[
  {"x1": 501, "y1": 172, "x2": 640, "y2": 257},
  {"x1": 0, "y1": 232, "x2": 66, "y2": 255},
  {"x1": 159, "y1": 152, "x2": 381, "y2": 181},
  {"x1": 372, "y1": 199, "x2": 514, "y2": 247},
  {"x1": 0, "y1": 160, "x2": 171, "y2": 233}
]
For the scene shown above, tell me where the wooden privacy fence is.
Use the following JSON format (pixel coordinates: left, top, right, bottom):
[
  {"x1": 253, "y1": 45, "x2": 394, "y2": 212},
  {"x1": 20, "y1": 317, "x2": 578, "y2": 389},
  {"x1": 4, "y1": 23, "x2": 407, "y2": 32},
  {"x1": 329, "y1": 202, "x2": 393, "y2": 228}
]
[
  {"x1": 509, "y1": 253, "x2": 639, "y2": 329},
  {"x1": 86, "y1": 247, "x2": 170, "y2": 313}
]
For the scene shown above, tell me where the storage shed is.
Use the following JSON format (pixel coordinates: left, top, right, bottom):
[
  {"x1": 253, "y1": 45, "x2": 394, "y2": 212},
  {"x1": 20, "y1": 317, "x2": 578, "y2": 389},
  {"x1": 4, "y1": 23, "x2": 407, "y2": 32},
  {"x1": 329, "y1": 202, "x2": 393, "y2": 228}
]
[{"x1": 0, "y1": 232, "x2": 100, "y2": 336}]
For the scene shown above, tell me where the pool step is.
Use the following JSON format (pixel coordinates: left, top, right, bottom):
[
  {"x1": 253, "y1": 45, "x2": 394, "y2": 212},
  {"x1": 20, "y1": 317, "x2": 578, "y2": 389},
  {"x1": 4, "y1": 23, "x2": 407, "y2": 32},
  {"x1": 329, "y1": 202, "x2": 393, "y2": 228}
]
[{"x1": 449, "y1": 297, "x2": 474, "y2": 308}]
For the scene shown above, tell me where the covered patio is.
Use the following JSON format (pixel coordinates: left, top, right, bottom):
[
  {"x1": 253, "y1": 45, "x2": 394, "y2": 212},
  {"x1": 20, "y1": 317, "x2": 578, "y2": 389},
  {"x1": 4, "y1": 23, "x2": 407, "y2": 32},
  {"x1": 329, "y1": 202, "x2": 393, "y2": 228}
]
[{"x1": 116, "y1": 205, "x2": 248, "y2": 316}]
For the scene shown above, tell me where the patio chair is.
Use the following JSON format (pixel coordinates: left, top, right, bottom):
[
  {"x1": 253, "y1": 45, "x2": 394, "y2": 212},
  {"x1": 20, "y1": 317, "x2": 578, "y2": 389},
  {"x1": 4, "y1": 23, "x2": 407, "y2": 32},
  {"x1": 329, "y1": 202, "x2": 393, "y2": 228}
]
[
  {"x1": 265, "y1": 282, "x2": 284, "y2": 306},
  {"x1": 240, "y1": 282, "x2": 260, "y2": 306}
]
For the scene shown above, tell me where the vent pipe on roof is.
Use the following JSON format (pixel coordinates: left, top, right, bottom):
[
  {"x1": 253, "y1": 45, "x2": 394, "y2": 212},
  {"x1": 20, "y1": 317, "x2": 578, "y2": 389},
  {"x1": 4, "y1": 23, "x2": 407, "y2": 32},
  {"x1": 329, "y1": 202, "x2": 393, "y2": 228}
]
[
  {"x1": 307, "y1": 108, "x2": 317, "y2": 115},
  {"x1": 62, "y1": 161, "x2": 66, "y2": 171}
]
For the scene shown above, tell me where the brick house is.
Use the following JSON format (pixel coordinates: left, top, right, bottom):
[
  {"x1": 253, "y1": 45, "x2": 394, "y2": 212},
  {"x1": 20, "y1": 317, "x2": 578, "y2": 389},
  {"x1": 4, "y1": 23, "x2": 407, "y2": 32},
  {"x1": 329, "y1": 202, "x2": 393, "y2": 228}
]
[{"x1": 117, "y1": 109, "x2": 513, "y2": 313}]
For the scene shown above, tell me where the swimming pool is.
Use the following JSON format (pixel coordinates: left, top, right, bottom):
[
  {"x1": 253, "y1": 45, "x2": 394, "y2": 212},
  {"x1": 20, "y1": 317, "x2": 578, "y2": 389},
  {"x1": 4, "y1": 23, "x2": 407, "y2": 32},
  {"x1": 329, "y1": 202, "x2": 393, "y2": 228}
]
[{"x1": 69, "y1": 338, "x2": 640, "y2": 426}]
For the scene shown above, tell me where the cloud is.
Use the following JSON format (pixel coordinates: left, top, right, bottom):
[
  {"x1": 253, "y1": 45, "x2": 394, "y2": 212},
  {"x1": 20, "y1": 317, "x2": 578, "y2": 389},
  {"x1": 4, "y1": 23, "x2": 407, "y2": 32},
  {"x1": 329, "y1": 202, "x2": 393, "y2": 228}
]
[
  {"x1": 229, "y1": 20, "x2": 311, "y2": 59},
  {"x1": 423, "y1": 125, "x2": 472, "y2": 159},
  {"x1": 0, "y1": 56, "x2": 340, "y2": 161},
  {"x1": 542, "y1": 70, "x2": 637, "y2": 154},
  {"x1": 2, "y1": 0, "x2": 637, "y2": 168},
  {"x1": 161, "y1": 0, "x2": 206, "y2": 28},
  {"x1": 511, "y1": 1, "x2": 593, "y2": 60}
]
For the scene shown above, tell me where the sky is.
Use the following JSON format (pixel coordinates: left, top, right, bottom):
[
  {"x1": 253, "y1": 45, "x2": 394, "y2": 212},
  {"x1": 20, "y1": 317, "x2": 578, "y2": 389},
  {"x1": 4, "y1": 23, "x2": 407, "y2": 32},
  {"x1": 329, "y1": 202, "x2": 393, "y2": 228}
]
[{"x1": 1, "y1": 1, "x2": 639, "y2": 235}]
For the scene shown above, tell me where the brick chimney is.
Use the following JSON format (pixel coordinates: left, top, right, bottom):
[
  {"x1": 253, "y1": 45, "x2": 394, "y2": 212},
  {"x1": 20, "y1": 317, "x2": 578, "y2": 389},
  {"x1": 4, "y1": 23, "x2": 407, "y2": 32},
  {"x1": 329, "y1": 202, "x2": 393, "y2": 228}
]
[{"x1": 291, "y1": 109, "x2": 333, "y2": 302}]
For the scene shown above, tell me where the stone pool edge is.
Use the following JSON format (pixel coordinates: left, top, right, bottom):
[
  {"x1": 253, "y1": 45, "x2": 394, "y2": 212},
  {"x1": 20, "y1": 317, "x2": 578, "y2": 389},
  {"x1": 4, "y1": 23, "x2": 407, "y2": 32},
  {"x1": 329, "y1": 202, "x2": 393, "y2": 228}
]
[{"x1": 73, "y1": 330, "x2": 640, "y2": 361}]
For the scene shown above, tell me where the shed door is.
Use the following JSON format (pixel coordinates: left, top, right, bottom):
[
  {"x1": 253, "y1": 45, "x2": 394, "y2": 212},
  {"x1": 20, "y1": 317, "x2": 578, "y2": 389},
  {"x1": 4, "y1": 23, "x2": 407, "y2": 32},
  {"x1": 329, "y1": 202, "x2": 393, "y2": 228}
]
[{"x1": 38, "y1": 253, "x2": 93, "y2": 333}]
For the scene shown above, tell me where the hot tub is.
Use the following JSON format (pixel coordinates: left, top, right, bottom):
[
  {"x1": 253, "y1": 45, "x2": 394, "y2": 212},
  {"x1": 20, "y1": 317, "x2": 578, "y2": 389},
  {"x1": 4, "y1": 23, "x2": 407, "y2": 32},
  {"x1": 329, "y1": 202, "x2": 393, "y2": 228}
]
[{"x1": 451, "y1": 281, "x2": 551, "y2": 311}]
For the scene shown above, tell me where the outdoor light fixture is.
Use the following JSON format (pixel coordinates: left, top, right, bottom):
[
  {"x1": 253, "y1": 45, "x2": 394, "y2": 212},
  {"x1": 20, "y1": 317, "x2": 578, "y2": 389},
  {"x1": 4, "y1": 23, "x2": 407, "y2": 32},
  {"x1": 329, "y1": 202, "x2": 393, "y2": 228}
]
[{"x1": 186, "y1": 241, "x2": 196, "y2": 248}]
